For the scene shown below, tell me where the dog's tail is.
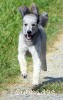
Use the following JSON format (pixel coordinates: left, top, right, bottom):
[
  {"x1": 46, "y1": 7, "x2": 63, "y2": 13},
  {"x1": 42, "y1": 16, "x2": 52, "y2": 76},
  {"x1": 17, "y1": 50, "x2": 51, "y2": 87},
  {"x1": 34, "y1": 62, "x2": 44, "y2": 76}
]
[{"x1": 39, "y1": 12, "x2": 48, "y2": 27}]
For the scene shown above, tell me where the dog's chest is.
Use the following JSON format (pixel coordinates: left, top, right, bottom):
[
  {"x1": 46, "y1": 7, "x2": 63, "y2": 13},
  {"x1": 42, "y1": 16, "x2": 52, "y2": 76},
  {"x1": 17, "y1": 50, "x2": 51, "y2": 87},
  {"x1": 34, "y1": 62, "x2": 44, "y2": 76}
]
[{"x1": 28, "y1": 37, "x2": 42, "y2": 55}]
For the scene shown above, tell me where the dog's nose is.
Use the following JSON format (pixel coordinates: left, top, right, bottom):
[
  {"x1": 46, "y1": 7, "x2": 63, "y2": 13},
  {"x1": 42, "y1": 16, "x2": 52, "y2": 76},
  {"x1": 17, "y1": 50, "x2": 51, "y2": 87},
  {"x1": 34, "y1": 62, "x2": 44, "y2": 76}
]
[{"x1": 27, "y1": 30, "x2": 32, "y2": 34}]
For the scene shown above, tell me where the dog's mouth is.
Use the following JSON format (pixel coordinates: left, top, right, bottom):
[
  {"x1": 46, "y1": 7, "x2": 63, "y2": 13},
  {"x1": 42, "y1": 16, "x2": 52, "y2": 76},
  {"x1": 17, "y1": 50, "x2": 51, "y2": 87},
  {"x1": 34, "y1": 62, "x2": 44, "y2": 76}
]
[{"x1": 25, "y1": 34, "x2": 32, "y2": 40}]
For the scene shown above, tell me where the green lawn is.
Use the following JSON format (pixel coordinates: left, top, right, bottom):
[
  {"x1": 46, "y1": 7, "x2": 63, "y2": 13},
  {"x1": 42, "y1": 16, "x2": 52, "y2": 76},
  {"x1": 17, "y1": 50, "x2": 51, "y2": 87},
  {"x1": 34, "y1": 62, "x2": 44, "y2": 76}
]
[{"x1": 0, "y1": 0, "x2": 63, "y2": 92}]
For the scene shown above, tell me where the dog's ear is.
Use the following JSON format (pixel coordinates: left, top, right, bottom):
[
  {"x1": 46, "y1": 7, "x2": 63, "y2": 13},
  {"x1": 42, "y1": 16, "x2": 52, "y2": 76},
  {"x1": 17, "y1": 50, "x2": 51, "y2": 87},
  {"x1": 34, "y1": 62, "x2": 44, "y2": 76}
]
[
  {"x1": 39, "y1": 12, "x2": 48, "y2": 27},
  {"x1": 18, "y1": 6, "x2": 30, "y2": 18},
  {"x1": 31, "y1": 3, "x2": 39, "y2": 20}
]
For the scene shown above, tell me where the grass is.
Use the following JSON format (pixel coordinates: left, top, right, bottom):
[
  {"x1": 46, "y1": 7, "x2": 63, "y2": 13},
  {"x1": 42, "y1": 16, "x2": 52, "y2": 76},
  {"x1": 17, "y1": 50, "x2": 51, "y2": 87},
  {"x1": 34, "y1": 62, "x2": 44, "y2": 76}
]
[{"x1": 0, "y1": 0, "x2": 63, "y2": 93}]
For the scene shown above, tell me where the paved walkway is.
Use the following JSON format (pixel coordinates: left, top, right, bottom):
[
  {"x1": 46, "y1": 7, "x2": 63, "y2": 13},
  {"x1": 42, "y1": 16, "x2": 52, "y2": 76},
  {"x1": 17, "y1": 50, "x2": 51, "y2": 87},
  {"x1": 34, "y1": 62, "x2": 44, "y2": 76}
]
[{"x1": 0, "y1": 94, "x2": 63, "y2": 100}]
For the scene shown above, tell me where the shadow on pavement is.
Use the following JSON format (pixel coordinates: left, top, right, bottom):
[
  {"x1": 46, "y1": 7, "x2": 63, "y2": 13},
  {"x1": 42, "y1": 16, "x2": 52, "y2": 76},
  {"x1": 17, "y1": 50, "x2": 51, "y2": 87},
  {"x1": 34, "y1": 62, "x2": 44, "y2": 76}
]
[{"x1": 32, "y1": 77, "x2": 63, "y2": 91}]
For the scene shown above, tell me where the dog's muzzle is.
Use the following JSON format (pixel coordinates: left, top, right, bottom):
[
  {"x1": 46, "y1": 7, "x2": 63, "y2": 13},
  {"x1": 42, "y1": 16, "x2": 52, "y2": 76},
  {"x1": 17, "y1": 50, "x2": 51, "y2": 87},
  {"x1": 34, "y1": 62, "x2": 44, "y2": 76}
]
[{"x1": 25, "y1": 30, "x2": 34, "y2": 40}]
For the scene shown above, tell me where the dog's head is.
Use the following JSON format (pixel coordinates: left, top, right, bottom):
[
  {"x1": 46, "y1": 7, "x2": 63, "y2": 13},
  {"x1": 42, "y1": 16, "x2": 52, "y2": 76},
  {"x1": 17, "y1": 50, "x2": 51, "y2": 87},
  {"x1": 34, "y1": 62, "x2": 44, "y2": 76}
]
[
  {"x1": 23, "y1": 14, "x2": 38, "y2": 40},
  {"x1": 18, "y1": 4, "x2": 48, "y2": 40}
]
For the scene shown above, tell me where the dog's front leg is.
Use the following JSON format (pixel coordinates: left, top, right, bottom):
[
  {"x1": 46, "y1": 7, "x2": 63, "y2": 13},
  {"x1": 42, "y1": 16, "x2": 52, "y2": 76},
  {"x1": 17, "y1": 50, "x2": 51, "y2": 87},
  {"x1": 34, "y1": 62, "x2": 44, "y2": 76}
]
[
  {"x1": 18, "y1": 53, "x2": 27, "y2": 78},
  {"x1": 29, "y1": 47, "x2": 41, "y2": 86},
  {"x1": 32, "y1": 56, "x2": 41, "y2": 85}
]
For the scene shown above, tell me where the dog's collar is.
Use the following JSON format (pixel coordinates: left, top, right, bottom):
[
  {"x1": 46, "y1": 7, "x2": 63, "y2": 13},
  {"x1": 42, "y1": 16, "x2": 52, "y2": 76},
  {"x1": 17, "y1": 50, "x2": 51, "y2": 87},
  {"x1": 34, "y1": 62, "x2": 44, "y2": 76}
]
[{"x1": 24, "y1": 29, "x2": 40, "y2": 46}]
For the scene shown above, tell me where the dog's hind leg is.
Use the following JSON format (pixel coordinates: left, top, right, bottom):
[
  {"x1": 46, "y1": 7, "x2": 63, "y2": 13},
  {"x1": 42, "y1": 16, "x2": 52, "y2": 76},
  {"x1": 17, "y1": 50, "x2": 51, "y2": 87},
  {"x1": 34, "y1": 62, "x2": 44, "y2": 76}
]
[
  {"x1": 41, "y1": 52, "x2": 47, "y2": 71},
  {"x1": 18, "y1": 53, "x2": 27, "y2": 78},
  {"x1": 41, "y1": 37, "x2": 47, "y2": 71}
]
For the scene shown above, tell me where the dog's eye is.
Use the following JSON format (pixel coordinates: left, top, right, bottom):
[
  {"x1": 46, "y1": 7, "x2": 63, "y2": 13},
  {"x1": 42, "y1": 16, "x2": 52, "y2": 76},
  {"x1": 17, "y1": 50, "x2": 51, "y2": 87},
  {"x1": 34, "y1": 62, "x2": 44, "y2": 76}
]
[
  {"x1": 32, "y1": 24, "x2": 35, "y2": 26},
  {"x1": 24, "y1": 24, "x2": 27, "y2": 26}
]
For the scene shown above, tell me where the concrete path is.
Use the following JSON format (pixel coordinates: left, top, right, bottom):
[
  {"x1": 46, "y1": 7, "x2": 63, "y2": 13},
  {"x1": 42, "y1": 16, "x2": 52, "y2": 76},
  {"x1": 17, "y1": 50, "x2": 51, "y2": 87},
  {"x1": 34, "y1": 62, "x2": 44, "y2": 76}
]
[{"x1": 0, "y1": 94, "x2": 63, "y2": 100}]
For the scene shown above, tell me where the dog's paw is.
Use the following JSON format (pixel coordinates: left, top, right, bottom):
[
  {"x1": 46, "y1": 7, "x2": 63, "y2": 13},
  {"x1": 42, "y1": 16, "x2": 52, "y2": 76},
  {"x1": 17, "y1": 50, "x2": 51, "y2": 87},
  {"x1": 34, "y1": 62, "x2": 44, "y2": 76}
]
[
  {"x1": 22, "y1": 74, "x2": 27, "y2": 78},
  {"x1": 32, "y1": 85, "x2": 39, "y2": 90}
]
